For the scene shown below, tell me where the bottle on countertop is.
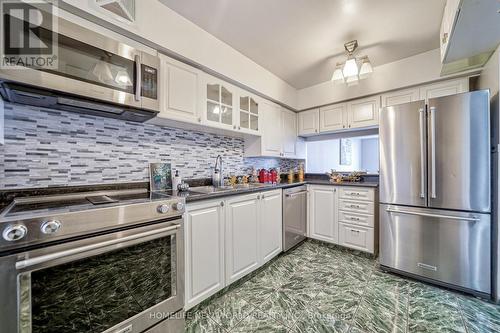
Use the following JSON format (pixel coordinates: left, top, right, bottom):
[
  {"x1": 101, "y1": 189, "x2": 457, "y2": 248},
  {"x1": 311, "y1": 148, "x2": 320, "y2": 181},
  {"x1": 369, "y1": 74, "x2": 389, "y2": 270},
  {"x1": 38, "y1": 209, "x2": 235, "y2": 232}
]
[
  {"x1": 172, "y1": 170, "x2": 182, "y2": 191},
  {"x1": 298, "y1": 163, "x2": 304, "y2": 182}
]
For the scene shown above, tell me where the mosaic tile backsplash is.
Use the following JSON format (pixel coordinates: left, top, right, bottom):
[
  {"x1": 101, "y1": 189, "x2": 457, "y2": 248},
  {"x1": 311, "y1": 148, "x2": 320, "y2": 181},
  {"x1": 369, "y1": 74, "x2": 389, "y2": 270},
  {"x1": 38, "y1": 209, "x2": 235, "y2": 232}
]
[{"x1": 0, "y1": 104, "x2": 304, "y2": 189}]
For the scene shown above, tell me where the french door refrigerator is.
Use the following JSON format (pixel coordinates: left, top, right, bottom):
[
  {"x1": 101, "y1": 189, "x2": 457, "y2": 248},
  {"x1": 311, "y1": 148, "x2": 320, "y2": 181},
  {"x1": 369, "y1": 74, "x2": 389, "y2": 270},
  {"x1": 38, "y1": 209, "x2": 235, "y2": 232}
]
[{"x1": 379, "y1": 90, "x2": 491, "y2": 296}]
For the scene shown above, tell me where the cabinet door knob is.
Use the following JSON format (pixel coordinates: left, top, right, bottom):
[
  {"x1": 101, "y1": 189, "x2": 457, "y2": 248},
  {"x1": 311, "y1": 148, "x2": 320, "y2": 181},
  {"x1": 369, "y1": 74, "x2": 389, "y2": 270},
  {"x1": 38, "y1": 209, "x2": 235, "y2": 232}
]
[
  {"x1": 220, "y1": 202, "x2": 224, "y2": 207},
  {"x1": 238, "y1": 126, "x2": 241, "y2": 130},
  {"x1": 198, "y1": 117, "x2": 202, "y2": 122}
]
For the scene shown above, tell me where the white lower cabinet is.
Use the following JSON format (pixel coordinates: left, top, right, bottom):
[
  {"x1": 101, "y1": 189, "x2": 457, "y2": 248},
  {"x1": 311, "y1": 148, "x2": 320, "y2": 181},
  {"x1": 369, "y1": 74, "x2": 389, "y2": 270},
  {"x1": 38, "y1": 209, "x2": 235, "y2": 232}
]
[
  {"x1": 225, "y1": 193, "x2": 260, "y2": 284},
  {"x1": 259, "y1": 190, "x2": 283, "y2": 264},
  {"x1": 308, "y1": 185, "x2": 378, "y2": 254},
  {"x1": 309, "y1": 186, "x2": 338, "y2": 243},
  {"x1": 338, "y1": 223, "x2": 374, "y2": 253},
  {"x1": 185, "y1": 190, "x2": 283, "y2": 309},
  {"x1": 184, "y1": 199, "x2": 225, "y2": 310}
]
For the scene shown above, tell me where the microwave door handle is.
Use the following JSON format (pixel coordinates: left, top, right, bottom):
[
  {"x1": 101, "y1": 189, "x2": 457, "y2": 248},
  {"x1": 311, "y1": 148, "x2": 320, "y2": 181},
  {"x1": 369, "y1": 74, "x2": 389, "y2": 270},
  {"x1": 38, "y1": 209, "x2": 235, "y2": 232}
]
[
  {"x1": 135, "y1": 54, "x2": 141, "y2": 102},
  {"x1": 15, "y1": 224, "x2": 180, "y2": 271}
]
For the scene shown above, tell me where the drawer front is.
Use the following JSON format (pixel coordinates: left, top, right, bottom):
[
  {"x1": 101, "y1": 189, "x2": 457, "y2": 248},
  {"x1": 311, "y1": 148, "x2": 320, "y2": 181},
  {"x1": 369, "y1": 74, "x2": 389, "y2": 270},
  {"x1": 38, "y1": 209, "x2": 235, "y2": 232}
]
[
  {"x1": 339, "y1": 187, "x2": 375, "y2": 201},
  {"x1": 339, "y1": 223, "x2": 374, "y2": 253},
  {"x1": 339, "y1": 211, "x2": 374, "y2": 227},
  {"x1": 339, "y1": 199, "x2": 375, "y2": 215}
]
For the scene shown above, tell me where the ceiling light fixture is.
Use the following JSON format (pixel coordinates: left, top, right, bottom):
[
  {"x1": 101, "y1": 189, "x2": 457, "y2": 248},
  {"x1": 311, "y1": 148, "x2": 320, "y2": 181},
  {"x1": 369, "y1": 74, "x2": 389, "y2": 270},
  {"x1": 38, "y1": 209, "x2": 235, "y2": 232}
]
[{"x1": 331, "y1": 40, "x2": 373, "y2": 86}]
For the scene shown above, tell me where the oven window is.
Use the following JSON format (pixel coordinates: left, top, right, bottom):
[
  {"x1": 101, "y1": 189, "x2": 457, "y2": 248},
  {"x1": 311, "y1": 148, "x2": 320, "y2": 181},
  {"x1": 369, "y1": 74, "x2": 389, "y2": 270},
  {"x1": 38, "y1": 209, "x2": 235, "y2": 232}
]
[{"x1": 26, "y1": 235, "x2": 175, "y2": 333}]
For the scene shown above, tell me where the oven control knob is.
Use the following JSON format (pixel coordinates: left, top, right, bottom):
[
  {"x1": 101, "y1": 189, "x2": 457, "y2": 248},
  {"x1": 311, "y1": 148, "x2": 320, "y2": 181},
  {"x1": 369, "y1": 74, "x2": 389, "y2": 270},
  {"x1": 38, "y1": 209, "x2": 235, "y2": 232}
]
[
  {"x1": 173, "y1": 202, "x2": 184, "y2": 211},
  {"x1": 157, "y1": 204, "x2": 170, "y2": 214},
  {"x1": 3, "y1": 225, "x2": 27, "y2": 242},
  {"x1": 41, "y1": 220, "x2": 61, "y2": 235}
]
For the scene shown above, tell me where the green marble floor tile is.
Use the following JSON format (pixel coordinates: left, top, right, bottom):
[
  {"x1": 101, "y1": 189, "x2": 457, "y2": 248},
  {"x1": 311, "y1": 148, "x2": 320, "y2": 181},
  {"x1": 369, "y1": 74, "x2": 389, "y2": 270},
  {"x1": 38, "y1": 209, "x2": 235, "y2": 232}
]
[
  {"x1": 258, "y1": 289, "x2": 311, "y2": 326},
  {"x1": 231, "y1": 309, "x2": 289, "y2": 333},
  {"x1": 311, "y1": 289, "x2": 362, "y2": 323},
  {"x1": 458, "y1": 295, "x2": 500, "y2": 333},
  {"x1": 290, "y1": 306, "x2": 351, "y2": 333},
  {"x1": 351, "y1": 283, "x2": 407, "y2": 333},
  {"x1": 197, "y1": 288, "x2": 255, "y2": 331},
  {"x1": 407, "y1": 283, "x2": 465, "y2": 333},
  {"x1": 229, "y1": 275, "x2": 276, "y2": 307},
  {"x1": 185, "y1": 311, "x2": 226, "y2": 333}
]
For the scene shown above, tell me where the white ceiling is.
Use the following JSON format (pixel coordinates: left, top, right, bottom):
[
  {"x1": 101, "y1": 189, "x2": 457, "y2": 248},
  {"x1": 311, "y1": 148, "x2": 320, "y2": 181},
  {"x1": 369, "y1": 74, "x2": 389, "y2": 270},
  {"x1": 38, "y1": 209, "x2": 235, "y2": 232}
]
[{"x1": 159, "y1": 0, "x2": 446, "y2": 89}]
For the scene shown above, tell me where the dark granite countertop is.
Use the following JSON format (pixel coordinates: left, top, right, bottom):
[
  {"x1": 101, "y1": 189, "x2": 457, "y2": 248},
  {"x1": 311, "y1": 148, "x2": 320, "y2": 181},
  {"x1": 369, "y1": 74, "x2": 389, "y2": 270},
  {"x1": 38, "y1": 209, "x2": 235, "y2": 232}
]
[{"x1": 183, "y1": 179, "x2": 378, "y2": 203}]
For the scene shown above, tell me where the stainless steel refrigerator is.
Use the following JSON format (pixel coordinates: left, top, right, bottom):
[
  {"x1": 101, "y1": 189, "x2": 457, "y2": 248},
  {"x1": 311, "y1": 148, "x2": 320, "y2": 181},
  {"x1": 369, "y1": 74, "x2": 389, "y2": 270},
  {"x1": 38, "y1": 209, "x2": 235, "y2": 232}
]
[{"x1": 379, "y1": 90, "x2": 491, "y2": 297}]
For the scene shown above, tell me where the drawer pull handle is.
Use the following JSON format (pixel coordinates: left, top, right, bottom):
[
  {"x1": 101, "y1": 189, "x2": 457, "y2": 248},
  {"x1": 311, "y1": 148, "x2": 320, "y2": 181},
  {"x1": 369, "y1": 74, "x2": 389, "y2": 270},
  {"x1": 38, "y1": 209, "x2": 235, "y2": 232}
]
[
  {"x1": 350, "y1": 205, "x2": 361, "y2": 209},
  {"x1": 350, "y1": 229, "x2": 360, "y2": 233},
  {"x1": 349, "y1": 217, "x2": 360, "y2": 221}
]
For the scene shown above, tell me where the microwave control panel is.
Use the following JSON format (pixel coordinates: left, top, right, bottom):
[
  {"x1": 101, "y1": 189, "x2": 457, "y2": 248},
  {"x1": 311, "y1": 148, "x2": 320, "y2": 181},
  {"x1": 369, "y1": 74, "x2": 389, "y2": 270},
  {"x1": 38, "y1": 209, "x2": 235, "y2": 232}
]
[{"x1": 141, "y1": 64, "x2": 158, "y2": 100}]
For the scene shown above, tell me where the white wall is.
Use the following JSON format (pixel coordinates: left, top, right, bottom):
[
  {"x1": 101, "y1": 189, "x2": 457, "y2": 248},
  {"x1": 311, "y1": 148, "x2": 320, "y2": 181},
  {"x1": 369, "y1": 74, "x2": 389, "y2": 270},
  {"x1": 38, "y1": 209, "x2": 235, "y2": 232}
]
[
  {"x1": 361, "y1": 138, "x2": 379, "y2": 174},
  {"x1": 62, "y1": 0, "x2": 298, "y2": 108},
  {"x1": 298, "y1": 49, "x2": 447, "y2": 110}
]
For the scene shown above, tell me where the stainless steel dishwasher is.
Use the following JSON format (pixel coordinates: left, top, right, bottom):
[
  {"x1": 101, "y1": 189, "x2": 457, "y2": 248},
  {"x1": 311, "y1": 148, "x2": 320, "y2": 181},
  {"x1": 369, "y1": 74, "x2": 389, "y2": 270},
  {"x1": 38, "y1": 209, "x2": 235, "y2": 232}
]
[{"x1": 283, "y1": 185, "x2": 308, "y2": 251}]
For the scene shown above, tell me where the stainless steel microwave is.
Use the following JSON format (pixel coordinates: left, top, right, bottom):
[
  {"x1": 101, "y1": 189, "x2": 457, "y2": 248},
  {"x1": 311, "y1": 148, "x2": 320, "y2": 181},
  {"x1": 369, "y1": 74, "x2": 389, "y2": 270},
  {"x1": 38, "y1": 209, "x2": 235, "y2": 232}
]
[{"x1": 0, "y1": 8, "x2": 161, "y2": 122}]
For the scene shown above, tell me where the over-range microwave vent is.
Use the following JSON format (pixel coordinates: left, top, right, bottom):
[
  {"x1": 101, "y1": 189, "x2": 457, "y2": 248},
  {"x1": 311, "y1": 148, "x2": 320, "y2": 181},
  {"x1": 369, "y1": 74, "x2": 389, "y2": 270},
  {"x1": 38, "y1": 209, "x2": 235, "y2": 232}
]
[
  {"x1": 96, "y1": 0, "x2": 135, "y2": 22},
  {"x1": 0, "y1": 83, "x2": 156, "y2": 123}
]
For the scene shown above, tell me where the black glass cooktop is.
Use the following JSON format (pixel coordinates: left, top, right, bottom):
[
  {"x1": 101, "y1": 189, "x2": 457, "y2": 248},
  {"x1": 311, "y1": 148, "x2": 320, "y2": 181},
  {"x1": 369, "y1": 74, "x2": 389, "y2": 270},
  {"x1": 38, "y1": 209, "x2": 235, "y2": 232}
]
[{"x1": 4, "y1": 190, "x2": 175, "y2": 217}]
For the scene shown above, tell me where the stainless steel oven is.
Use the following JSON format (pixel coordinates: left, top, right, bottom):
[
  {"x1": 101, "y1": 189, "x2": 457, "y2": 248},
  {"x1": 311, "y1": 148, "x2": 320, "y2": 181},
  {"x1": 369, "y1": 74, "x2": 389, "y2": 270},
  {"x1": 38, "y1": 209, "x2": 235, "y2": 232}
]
[
  {"x1": 0, "y1": 219, "x2": 184, "y2": 333},
  {"x1": 0, "y1": 5, "x2": 161, "y2": 122}
]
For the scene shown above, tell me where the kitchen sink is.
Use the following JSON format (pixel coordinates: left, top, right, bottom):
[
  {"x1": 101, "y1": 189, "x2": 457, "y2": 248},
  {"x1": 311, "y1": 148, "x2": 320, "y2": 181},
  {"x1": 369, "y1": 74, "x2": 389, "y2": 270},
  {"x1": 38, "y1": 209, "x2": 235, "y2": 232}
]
[
  {"x1": 188, "y1": 186, "x2": 233, "y2": 194},
  {"x1": 188, "y1": 183, "x2": 269, "y2": 195}
]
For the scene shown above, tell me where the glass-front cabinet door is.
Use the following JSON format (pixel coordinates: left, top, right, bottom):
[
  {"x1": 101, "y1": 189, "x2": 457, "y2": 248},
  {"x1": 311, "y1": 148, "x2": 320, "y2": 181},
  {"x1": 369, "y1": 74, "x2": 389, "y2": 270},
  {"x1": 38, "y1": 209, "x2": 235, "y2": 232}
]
[
  {"x1": 204, "y1": 76, "x2": 236, "y2": 129},
  {"x1": 239, "y1": 94, "x2": 260, "y2": 134}
]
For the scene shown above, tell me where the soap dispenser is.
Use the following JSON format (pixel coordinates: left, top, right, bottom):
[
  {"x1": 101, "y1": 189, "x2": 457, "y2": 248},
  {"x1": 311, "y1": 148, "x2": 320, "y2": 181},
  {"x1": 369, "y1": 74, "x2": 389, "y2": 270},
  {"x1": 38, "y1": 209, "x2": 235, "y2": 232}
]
[{"x1": 172, "y1": 170, "x2": 182, "y2": 191}]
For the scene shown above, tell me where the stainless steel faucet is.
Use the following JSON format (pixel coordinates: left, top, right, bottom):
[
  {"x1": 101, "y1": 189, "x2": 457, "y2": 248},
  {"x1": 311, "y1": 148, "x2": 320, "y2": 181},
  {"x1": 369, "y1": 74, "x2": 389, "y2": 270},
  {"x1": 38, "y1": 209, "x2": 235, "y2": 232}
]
[{"x1": 212, "y1": 155, "x2": 224, "y2": 187}]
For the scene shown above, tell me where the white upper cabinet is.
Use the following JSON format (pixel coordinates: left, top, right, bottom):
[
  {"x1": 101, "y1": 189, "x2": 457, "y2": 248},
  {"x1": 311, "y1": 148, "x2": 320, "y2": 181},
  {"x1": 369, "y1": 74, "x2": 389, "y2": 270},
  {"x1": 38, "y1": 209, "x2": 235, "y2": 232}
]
[
  {"x1": 244, "y1": 103, "x2": 304, "y2": 159},
  {"x1": 298, "y1": 109, "x2": 320, "y2": 136},
  {"x1": 347, "y1": 96, "x2": 380, "y2": 129},
  {"x1": 381, "y1": 88, "x2": 420, "y2": 107},
  {"x1": 319, "y1": 103, "x2": 347, "y2": 132},
  {"x1": 156, "y1": 54, "x2": 201, "y2": 124},
  {"x1": 440, "y1": 0, "x2": 461, "y2": 62},
  {"x1": 419, "y1": 78, "x2": 469, "y2": 102},
  {"x1": 238, "y1": 93, "x2": 261, "y2": 135},
  {"x1": 201, "y1": 74, "x2": 237, "y2": 130},
  {"x1": 261, "y1": 102, "x2": 283, "y2": 157},
  {"x1": 282, "y1": 109, "x2": 298, "y2": 157}
]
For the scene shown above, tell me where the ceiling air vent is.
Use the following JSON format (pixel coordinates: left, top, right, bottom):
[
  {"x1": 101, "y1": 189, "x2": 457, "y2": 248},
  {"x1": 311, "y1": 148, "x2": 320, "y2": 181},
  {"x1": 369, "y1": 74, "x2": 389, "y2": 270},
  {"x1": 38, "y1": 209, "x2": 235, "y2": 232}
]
[{"x1": 96, "y1": 0, "x2": 135, "y2": 22}]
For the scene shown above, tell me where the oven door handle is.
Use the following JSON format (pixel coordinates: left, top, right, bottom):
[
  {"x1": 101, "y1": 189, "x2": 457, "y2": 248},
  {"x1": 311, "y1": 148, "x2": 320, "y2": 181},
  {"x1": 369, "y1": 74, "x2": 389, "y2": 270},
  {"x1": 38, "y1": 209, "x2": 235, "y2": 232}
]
[{"x1": 15, "y1": 224, "x2": 180, "y2": 270}]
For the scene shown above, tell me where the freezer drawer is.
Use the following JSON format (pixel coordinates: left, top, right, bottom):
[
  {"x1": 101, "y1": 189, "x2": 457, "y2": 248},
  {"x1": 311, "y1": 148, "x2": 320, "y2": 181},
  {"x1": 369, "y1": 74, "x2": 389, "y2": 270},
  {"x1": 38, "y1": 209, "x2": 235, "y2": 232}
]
[{"x1": 380, "y1": 204, "x2": 491, "y2": 294}]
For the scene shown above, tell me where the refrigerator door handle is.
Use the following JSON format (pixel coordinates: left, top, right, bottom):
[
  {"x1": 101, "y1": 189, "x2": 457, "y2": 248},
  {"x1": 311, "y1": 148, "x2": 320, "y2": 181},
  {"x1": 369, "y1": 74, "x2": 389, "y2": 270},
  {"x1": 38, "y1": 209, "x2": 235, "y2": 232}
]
[
  {"x1": 430, "y1": 106, "x2": 437, "y2": 199},
  {"x1": 385, "y1": 208, "x2": 480, "y2": 222},
  {"x1": 419, "y1": 108, "x2": 425, "y2": 199}
]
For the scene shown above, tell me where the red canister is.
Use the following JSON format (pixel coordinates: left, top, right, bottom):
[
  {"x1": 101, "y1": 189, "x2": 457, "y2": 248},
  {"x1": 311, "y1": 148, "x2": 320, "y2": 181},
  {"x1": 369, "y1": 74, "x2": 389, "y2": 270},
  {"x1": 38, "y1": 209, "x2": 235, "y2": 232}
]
[
  {"x1": 259, "y1": 169, "x2": 268, "y2": 183},
  {"x1": 270, "y1": 169, "x2": 277, "y2": 184}
]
